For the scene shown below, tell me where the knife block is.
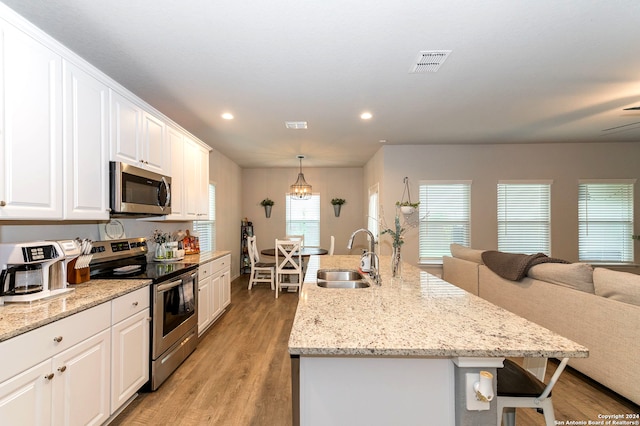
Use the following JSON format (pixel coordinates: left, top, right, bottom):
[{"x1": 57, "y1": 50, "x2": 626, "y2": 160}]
[{"x1": 67, "y1": 258, "x2": 90, "y2": 284}]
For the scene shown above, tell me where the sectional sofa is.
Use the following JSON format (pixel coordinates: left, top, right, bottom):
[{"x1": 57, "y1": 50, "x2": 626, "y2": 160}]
[{"x1": 442, "y1": 244, "x2": 640, "y2": 405}]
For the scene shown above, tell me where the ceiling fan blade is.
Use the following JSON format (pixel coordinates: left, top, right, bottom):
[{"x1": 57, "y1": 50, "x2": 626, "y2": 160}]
[{"x1": 623, "y1": 106, "x2": 640, "y2": 110}]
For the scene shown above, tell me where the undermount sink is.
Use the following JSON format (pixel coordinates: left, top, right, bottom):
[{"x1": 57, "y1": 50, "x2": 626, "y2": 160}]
[{"x1": 316, "y1": 269, "x2": 370, "y2": 289}]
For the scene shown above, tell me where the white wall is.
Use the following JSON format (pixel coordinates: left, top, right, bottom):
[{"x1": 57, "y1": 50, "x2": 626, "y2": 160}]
[
  {"x1": 242, "y1": 167, "x2": 365, "y2": 255},
  {"x1": 368, "y1": 142, "x2": 640, "y2": 272}
]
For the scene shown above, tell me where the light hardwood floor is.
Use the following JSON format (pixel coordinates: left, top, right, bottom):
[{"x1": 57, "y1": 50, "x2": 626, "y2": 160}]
[{"x1": 111, "y1": 274, "x2": 639, "y2": 426}]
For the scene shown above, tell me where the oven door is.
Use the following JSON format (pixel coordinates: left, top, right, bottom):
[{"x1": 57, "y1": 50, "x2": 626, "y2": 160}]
[{"x1": 152, "y1": 269, "x2": 197, "y2": 359}]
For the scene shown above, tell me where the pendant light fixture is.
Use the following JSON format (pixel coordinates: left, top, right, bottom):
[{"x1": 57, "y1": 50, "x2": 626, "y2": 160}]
[{"x1": 290, "y1": 155, "x2": 312, "y2": 200}]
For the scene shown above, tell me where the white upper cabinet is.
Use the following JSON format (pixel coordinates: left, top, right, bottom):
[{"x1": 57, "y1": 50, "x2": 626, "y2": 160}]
[
  {"x1": 110, "y1": 89, "x2": 169, "y2": 175},
  {"x1": 63, "y1": 61, "x2": 109, "y2": 220},
  {"x1": 0, "y1": 21, "x2": 63, "y2": 219},
  {"x1": 167, "y1": 126, "x2": 185, "y2": 219}
]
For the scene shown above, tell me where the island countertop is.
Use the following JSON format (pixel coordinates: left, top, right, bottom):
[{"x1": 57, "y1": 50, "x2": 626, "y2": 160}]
[{"x1": 288, "y1": 255, "x2": 589, "y2": 359}]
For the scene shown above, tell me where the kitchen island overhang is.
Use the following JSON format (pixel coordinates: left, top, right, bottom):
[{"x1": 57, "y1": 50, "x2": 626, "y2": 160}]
[{"x1": 288, "y1": 255, "x2": 588, "y2": 426}]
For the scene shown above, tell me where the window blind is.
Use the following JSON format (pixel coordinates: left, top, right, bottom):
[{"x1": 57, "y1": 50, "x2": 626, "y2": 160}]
[
  {"x1": 419, "y1": 182, "x2": 470, "y2": 261},
  {"x1": 286, "y1": 194, "x2": 320, "y2": 247},
  {"x1": 578, "y1": 181, "x2": 634, "y2": 263},
  {"x1": 194, "y1": 184, "x2": 216, "y2": 252},
  {"x1": 497, "y1": 182, "x2": 550, "y2": 255}
]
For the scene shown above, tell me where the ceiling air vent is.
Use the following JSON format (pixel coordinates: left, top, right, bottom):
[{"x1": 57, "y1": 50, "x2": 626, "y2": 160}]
[
  {"x1": 409, "y1": 50, "x2": 452, "y2": 73},
  {"x1": 285, "y1": 121, "x2": 308, "y2": 129}
]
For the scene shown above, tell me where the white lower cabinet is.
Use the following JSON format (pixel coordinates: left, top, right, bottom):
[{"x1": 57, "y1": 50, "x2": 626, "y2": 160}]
[
  {"x1": 198, "y1": 254, "x2": 231, "y2": 336},
  {"x1": 0, "y1": 287, "x2": 151, "y2": 425},
  {"x1": 52, "y1": 329, "x2": 111, "y2": 425},
  {"x1": 110, "y1": 287, "x2": 150, "y2": 415}
]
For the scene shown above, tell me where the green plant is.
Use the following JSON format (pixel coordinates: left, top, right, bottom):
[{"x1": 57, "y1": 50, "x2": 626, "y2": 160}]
[
  {"x1": 260, "y1": 198, "x2": 274, "y2": 206},
  {"x1": 331, "y1": 198, "x2": 346, "y2": 205},
  {"x1": 396, "y1": 201, "x2": 419, "y2": 208}
]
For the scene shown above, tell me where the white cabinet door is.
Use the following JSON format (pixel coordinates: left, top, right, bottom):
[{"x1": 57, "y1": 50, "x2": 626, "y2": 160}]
[
  {"x1": 221, "y1": 268, "x2": 231, "y2": 309},
  {"x1": 197, "y1": 144, "x2": 210, "y2": 219},
  {"x1": 110, "y1": 90, "x2": 142, "y2": 167},
  {"x1": 111, "y1": 309, "x2": 150, "y2": 414},
  {"x1": 183, "y1": 138, "x2": 199, "y2": 219},
  {"x1": 0, "y1": 359, "x2": 52, "y2": 425},
  {"x1": 211, "y1": 273, "x2": 223, "y2": 321},
  {"x1": 0, "y1": 22, "x2": 63, "y2": 219},
  {"x1": 141, "y1": 111, "x2": 168, "y2": 175},
  {"x1": 63, "y1": 61, "x2": 109, "y2": 220},
  {"x1": 198, "y1": 275, "x2": 213, "y2": 336},
  {"x1": 52, "y1": 328, "x2": 111, "y2": 426},
  {"x1": 167, "y1": 126, "x2": 185, "y2": 219}
]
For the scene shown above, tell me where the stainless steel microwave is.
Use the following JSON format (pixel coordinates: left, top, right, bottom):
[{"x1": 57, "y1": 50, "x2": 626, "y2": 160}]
[{"x1": 109, "y1": 162, "x2": 171, "y2": 215}]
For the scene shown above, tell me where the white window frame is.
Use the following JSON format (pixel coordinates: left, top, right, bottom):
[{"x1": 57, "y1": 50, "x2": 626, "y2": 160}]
[
  {"x1": 578, "y1": 179, "x2": 635, "y2": 263},
  {"x1": 286, "y1": 193, "x2": 320, "y2": 247},
  {"x1": 418, "y1": 180, "x2": 471, "y2": 263},
  {"x1": 193, "y1": 183, "x2": 216, "y2": 253},
  {"x1": 368, "y1": 183, "x2": 380, "y2": 241},
  {"x1": 497, "y1": 180, "x2": 552, "y2": 255}
]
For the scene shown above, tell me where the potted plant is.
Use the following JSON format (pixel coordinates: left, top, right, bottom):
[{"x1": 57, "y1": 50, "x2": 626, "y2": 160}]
[
  {"x1": 331, "y1": 198, "x2": 346, "y2": 217},
  {"x1": 261, "y1": 198, "x2": 274, "y2": 218},
  {"x1": 396, "y1": 201, "x2": 420, "y2": 215}
]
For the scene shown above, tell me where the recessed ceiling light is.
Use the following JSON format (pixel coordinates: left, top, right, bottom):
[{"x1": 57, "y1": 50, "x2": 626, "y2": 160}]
[
  {"x1": 221, "y1": 113, "x2": 234, "y2": 120},
  {"x1": 379, "y1": 139, "x2": 387, "y2": 143},
  {"x1": 360, "y1": 112, "x2": 373, "y2": 120},
  {"x1": 285, "y1": 121, "x2": 308, "y2": 129}
]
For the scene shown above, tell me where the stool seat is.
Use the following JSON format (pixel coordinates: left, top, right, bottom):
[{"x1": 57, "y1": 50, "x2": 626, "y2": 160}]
[{"x1": 497, "y1": 359, "x2": 549, "y2": 398}]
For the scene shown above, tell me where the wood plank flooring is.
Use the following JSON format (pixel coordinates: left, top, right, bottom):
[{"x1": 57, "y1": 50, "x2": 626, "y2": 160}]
[{"x1": 111, "y1": 274, "x2": 638, "y2": 426}]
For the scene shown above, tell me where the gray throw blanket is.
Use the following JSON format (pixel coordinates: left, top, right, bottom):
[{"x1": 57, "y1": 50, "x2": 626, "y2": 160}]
[{"x1": 481, "y1": 251, "x2": 569, "y2": 281}]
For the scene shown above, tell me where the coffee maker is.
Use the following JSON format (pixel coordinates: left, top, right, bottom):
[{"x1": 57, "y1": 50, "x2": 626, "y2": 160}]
[{"x1": 0, "y1": 241, "x2": 77, "y2": 304}]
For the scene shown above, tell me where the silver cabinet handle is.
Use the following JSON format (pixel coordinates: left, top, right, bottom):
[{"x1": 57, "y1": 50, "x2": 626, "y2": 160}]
[{"x1": 53, "y1": 336, "x2": 63, "y2": 343}]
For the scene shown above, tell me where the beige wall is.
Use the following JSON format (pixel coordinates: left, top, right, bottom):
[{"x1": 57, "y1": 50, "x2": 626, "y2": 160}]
[
  {"x1": 369, "y1": 142, "x2": 640, "y2": 272},
  {"x1": 241, "y1": 167, "x2": 364, "y2": 255}
]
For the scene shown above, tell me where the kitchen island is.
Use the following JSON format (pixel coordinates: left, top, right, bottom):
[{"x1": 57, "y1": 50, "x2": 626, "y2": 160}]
[{"x1": 288, "y1": 255, "x2": 588, "y2": 425}]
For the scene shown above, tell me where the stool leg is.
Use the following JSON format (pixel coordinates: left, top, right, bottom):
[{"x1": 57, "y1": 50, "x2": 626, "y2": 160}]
[
  {"x1": 541, "y1": 399, "x2": 556, "y2": 426},
  {"x1": 503, "y1": 407, "x2": 516, "y2": 426}
]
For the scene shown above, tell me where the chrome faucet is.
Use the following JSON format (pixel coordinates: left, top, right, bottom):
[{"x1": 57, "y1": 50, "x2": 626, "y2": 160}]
[{"x1": 347, "y1": 228, "x2": 381, "y2": 285}]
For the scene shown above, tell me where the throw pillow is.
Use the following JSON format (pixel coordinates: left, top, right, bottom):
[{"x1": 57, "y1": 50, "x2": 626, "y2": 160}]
[
  {"x1": 593, "y1": 268, "x2": 640, "y2": 306},
  {"x1": 450, "y1": 243, "x2": 485, "y2": 264},
  {"x1": 527, "y1": 262, "x2": 595, "y2": 293}
]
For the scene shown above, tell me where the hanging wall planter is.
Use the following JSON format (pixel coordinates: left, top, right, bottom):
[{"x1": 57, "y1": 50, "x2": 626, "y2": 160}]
[
  {"x1": 331, "y1": 198, "x2": 346, "y2": 217},
  {"x1": 260, "y1": 198, "x2": 274, "y2": 218},
  {"x1": 396, "y1": 177, "x2": 419, "y2": 216}
]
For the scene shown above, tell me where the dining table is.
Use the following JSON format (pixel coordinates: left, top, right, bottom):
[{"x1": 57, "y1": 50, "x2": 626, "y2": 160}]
[{"x1": 260, "y1": 247, "x2": 328, "y2": 257}]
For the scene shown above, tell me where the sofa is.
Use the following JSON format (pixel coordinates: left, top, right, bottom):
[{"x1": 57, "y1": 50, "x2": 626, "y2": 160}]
[{"x1": 442, "y1": 244, "x2": 640, "y2": 405}]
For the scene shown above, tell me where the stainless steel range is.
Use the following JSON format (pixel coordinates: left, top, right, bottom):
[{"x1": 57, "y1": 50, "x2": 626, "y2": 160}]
[{"x1": 89, "y1": 238, "x2": 198, "y2": 391}]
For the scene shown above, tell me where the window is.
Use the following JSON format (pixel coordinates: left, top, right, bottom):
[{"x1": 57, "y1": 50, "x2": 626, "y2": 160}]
[
  {"x1": 578, "y1": 180, "x2": 635, "y2": 263},
  {"x1": 497, "y1": 181, "x2": 551, "y2": 255},
  {"x1": 368, "y1": 184, "x2": 379, "y2": 240},
  {"x1": 419, "y1": 181, "x2": 471, "y2": 262},
  {"x1": 286, "y1": 194, "x2": 320, "y2": 247},
  {"x1": 193, "y1": 183, "x2": 216, "y2": 252}
]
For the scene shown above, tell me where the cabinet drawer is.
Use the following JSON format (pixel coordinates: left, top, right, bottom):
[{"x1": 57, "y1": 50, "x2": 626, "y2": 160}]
[
  {"x1": 212, "y1": 255, "x2": 231, "y2": 274},
  {"x1": 199, "y1": 260, "x2": 213, "y2": 279},
  {"x1": 0, "y1": 302, "x2": 110, "y2": 383},
  {"x1": 112, "y1": 286, "x2": 150, "y2": 324}
]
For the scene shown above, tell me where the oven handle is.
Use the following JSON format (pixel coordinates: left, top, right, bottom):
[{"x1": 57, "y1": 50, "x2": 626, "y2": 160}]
[{"x1": 157, "y1": 279, "x2": 183, "y2": 293}]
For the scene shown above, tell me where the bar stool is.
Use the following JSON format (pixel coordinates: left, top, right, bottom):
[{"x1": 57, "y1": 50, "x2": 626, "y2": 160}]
[{"x1": 497, "y1": 358, "x2": 569, "y2": 426}]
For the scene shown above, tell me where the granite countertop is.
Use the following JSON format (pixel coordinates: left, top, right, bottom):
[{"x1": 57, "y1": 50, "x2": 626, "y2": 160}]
[
  {"x1": 0, "y1": 279, "x2": 150, "y2": 342},
  {"x1": 288, "y1": 255, "x2": 589, "y2": 359},
  {"x1": 183, "y1": 250, "x2": 231, "y2": 265}
]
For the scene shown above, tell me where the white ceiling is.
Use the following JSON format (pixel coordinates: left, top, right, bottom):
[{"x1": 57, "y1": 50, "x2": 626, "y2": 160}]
[{"x1": 3, "y1": 0, "x2": 640, "y2": 168}]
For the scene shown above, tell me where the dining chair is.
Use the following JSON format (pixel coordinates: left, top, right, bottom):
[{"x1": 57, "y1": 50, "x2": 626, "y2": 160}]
[
  {"x1": 328, "y1": 235, "x2": 335, "y2": 255},
  {"x1": 496, "y1": 357, "x2": 569, "y2": 426},
  {"x1": 285, "y1": 234, "x2": 304, "y2": 247},
  {"x1": 246, "y1": 236, "x2": 275, "y2": 291},
  {"x1": 275, "y1": 239, "x2": 302, "y2": 299}
]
